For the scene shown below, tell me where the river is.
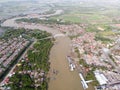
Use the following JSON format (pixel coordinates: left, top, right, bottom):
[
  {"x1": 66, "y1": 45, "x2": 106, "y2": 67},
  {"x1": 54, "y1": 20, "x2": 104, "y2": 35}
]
[{"x1": 1, "y1": 10, "x2": 94, "y2": 90}]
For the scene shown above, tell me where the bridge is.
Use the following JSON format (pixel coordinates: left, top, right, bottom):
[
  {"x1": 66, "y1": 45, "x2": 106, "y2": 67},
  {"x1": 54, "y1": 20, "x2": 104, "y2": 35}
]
[
  {"x1": 39, "y1": 34, "x2": 65, "y2": 40},
  {"x1": 54, "y1": 34, "x2": 65, "y2": 38}
]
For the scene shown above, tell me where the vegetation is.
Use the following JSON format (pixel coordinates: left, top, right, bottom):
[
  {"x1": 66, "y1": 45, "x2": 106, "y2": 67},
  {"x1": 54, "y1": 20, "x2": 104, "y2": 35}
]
[
  {"x1": 109, "y1": 55, "x2": 117, "y2": 65},
  {"x1": 85, "y1": 70, "x2": 99, "y2": 86},
  {"x1": 95, "y1": 35, "x2": 113, "y2": 43},
  {"x1": 79, "y1": 58, "x2": 99, "y2": 86},
  {"x1": 79, "y1": 59, "x2": 89, "y2": 68},
  {"x1": 1, "y1": 28, "x2": 26, "y2": 39},
  {"x1": 0, "y1": 28, "x2": 32, "y2": 82},
  {"x1": 9, "y1": 74, "x2": 34, "y2": 90},
  {"x1": 74, "y1": 47, "x2": 80, "y2": 58},
  {"x1": 16, "y1": 18, "x2": 71, "y2": 25},
  {"x1": 28, "y1": 39, "x2": 53, "y2": 72},
  {"x1": 30, "y1": 30, "x2": 51, "y2": 39},
  {"x1": 2, "y1": 28, "x2": 53, "y2": 90},
  {"x1": 2, "y1": 1, "x2": 120, "y2": 89}
]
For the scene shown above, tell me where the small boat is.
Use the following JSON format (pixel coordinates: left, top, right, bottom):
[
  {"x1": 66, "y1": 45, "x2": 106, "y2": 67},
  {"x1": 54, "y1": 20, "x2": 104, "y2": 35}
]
[
  {"x1": 67, "y1": 56, "x2": 76, "y2": 71},
  {"x1": 70, "y1": 64, "x2": 74, "y2": 71}
]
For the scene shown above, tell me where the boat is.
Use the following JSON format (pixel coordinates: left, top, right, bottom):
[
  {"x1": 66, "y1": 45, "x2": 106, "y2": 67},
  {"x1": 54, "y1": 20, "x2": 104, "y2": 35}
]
[
  {"x1": 67, "y1": 56, "x2": 76, "y2": 71},
  {"x1": 70, "y1": 64, "x2": 74, "y2": 71}
]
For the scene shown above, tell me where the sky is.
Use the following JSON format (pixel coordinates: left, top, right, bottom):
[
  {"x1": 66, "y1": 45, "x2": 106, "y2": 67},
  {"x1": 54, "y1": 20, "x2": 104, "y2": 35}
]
[{"x1": 0, "y1": 0, "x2": 120, "y2": 4}]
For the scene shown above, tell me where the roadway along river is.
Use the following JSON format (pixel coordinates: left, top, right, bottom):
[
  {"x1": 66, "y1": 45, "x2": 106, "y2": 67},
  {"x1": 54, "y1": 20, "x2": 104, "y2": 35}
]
[{"x1": 1, "y1": 11, "x2": 94, "y2": 90}]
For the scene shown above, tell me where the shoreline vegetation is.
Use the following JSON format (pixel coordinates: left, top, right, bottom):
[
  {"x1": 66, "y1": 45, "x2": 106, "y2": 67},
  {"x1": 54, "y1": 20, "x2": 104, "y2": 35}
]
[
  {"x1": 75, "y1": 47, "x2": 99, "y2": 86},
  {"x1": 15, "y1": 17, "x2": 117, "y2": 44},
  {"x1": 1, "y1": 9, "x2": 87, "y2": 90},
  {"x1": 0, "y1": 28, "x2": 53, "y2": 90},
  {"x1": 2, "y1": 3, "x2": 120, "y2": 89},
  {"x1": 16, "y1": 12, "x2": 101, "y2": 88},
  {"x1": 16, "y1": 18, "x2": 72, "y2": 25},
  {"x1": 13, "y1": 17, "x2": 116, "y2": 88}
]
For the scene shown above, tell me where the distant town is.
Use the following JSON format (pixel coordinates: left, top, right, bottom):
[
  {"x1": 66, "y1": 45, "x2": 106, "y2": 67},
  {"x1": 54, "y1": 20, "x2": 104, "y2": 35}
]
[{"x1": 1, "y1": 0, "x2": 120, "y2": 90}]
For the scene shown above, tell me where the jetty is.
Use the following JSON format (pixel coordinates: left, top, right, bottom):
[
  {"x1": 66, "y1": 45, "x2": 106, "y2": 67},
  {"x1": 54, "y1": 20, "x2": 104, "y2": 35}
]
[{"x1": 79, "y1": 73, "x2": 93, "y2": 90}]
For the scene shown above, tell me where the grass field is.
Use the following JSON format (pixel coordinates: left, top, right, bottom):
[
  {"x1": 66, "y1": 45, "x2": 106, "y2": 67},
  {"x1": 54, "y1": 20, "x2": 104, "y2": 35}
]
[
  {"x1": 51, "y1": 11, "x2": 112, "y2": 24},
  {"x1": 50, "y1": 5, "x2": 120, "y2": 40}
]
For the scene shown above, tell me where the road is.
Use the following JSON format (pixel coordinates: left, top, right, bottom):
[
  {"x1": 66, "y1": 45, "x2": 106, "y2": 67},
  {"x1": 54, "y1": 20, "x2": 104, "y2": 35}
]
[
  {"x1": 1, "y1": 10, "x2": 94, "y2": 90},
  {"x1": 0, "y1": 40, "x2": 36, "y2": 87}
]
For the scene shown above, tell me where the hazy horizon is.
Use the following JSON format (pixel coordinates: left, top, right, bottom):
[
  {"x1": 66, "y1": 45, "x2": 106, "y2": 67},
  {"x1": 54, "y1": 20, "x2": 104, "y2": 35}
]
[{"x1": 0, "y1": 0, "x2": 120, "y2": 3}]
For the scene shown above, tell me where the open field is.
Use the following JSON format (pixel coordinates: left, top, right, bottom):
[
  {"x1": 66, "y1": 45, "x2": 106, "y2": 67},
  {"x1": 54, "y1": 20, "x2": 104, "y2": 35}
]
[
  {"x1": 0, "y1": 0, "x2": 52, "y2": 19},
  {"x1": 50, "y1": 12, "x2": 112, "y2": 24},
  {"x1": 2, "y1": 0, "x2": 120, "y2": 90}
]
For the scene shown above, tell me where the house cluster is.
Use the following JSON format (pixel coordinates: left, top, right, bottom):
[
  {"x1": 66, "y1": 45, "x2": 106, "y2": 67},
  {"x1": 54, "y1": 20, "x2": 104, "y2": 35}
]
[
  {"x1": 54, "y1": 24, "x2": 85, "y2": 36},
  {"x1": 16, "y1": 54, "x2": 46, "y2": 88},
  {"x1": 94, "y1": 69, "x2": 120, "y2": 90},
  {"x1": 0, "y1": 37, "x2": 30, "y2": 75},
  {"x1": 3, "y1": 47, "x2": 46, "y2": 88},
  {"x1": 72, "y1": 32, "x2": 112, "y2": 68},
  {"x1": 2, "y1": 53, "x2": 46, "y2": 89},
  {"x1": 109, "y1": 38, "x2": 120, "y2": 67},
  {"x1": 69, "y1": 24, "x2": 120, "y2": 89}
]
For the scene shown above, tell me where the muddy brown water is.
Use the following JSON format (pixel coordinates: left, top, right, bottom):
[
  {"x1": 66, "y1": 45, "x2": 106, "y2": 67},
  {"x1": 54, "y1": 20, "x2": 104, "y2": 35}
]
[
  {"x1": 48, "y1": 37, "x2": 82, "y2": 90},
  {"x1": 48, "y1": 37, "x2": 94, "y2": 90},
  {"x1": 1, "y1": 13, "x2": 95, "y2": 90}
]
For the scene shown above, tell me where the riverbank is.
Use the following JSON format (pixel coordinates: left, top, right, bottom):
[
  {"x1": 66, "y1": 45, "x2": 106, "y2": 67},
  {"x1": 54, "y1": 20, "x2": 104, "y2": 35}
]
[
  {"x1": 48, "y1": 37, "x2": 83, "y2": 90},
  {"x1": 1, "y1": 10, "x2": 94, "y2": 90}
]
